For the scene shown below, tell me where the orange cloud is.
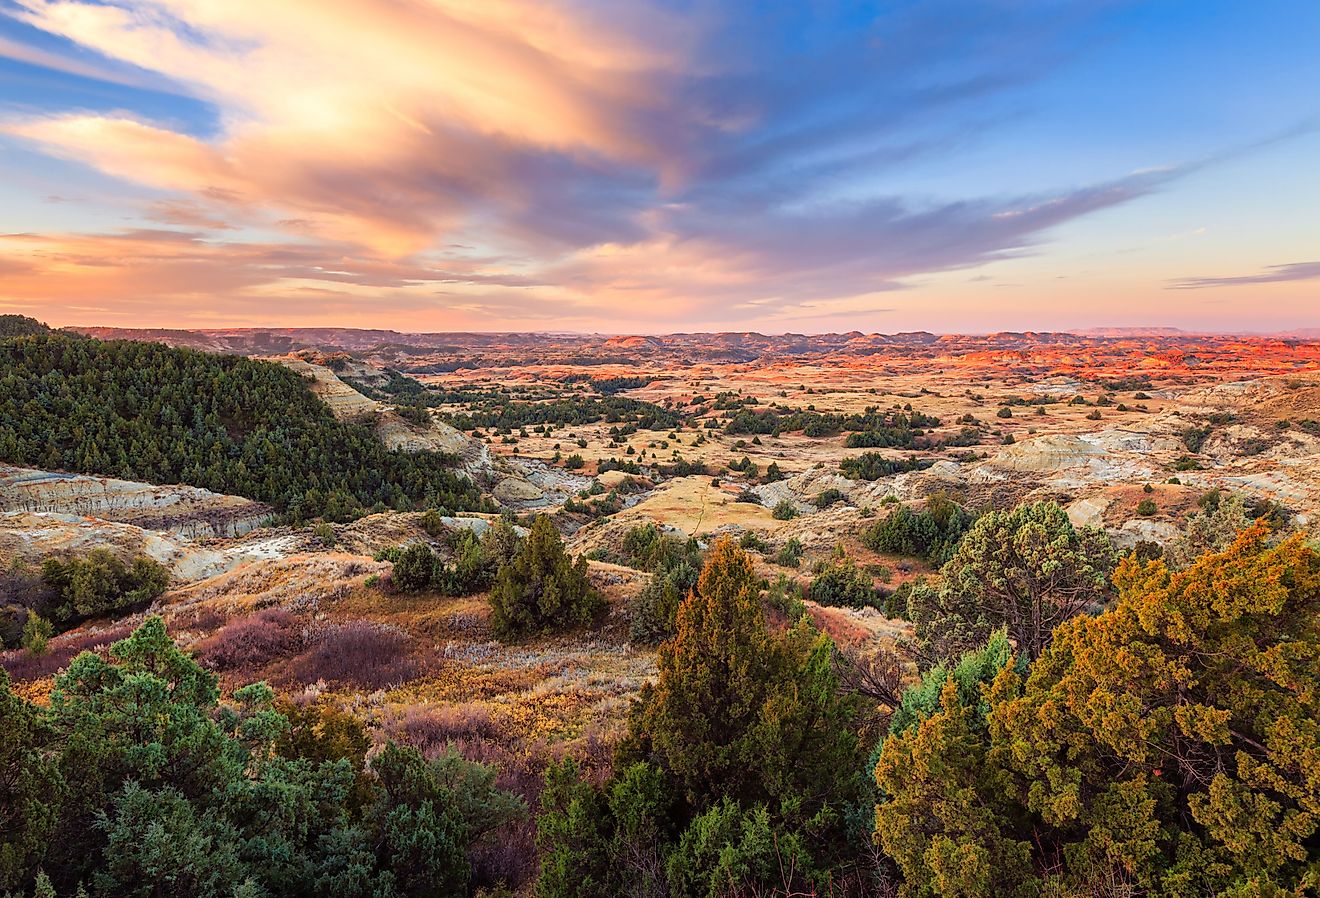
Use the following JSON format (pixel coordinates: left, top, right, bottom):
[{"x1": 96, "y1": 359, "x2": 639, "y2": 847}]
[{"x1": 3, "y1": 0, "x2": 700, "y2": 254}]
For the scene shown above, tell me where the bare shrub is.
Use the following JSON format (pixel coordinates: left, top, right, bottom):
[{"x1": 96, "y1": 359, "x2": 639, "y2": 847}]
[
  {"x1": 1, "y1": 622, "x2": 134, "y2": 680},
  {"x1": 196, "y1": 609, "x2": 305, "y2": 672},
  {"x1": 288, "y1": 620, "x2": 423, "y2": 690},
  {"x1": 393, "y1": 703, "x2": 503, "y2": 754}
]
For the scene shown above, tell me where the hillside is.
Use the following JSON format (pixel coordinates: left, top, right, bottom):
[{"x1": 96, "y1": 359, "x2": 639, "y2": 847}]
[{"x1": 0, "y1": 332, "x2": 483, "y2": 520}]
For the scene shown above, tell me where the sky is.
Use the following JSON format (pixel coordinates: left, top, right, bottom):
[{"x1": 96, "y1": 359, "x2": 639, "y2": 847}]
[{"x1": 0, "y1": 0, "x2": 1317, "y2": 335}]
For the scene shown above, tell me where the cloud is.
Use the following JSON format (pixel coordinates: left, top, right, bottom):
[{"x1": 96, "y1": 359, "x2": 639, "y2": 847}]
[
  {"x1": 0, "y1": 32, "x2": 175, "y2": 91},
  {"x1": 1, "y1": 0, "x2": 1190, "y2": 327},
  {"x1": 1169, "y1": 261, "x2": 1320, "y2": 290}
]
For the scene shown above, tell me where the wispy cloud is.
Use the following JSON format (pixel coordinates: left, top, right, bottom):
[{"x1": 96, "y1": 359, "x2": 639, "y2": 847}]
[
  {"x1": 0, "y1": 32, "x2": 174, "y2": 91},
  {"x1": 1169, "y1": 261, "x2": 1320, "y2": 289}
]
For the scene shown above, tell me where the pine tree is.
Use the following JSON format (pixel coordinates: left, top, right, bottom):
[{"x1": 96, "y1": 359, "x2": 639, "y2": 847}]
[{"x1": 488, "y1": 516, "x2": 601, "y2": 637}]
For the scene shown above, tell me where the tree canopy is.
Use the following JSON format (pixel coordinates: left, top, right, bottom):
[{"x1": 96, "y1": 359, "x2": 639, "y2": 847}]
[
  {"x1": 0, "y1": 332, "x2": 483, "y2": 520},
  {"x1": 538, "y1": 539, "x2": 872, "y2": 897},
  {"x1": 874, "y1": 525, "x2": 1320, "y2": 897},
  {"x1": 0, "y1": 618, "x2": 523, "y2": 898},
  {"x1": 906, "y1": 500, "x2": 1117, "y2": 662}
]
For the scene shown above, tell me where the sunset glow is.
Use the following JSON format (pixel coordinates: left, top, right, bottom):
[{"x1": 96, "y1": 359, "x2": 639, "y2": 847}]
[{"x1": 2, "y1": 0, "x2": 1318, "y2": 333}]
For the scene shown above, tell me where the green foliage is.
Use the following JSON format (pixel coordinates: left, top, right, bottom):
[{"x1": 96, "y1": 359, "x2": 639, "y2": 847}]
[
  {"x1": 737, "y1": 530, "x2": 770, "y2": 553},
  {"x1": 1181, "y1": 424, "x2": 1213, "y2": 453},
  {"x1": 535, "y1": 759, "x2": 674, "y2": 898},
  {"x1": 628, "y1": 545, "x2": 702, "y2": 646},
  {"x1": 421, "y1": 508, "x2": 446, "y2": 536},
  {"x1": 861, "y1": 492, "x2": 974, "y2": 565},
  {"x1": 540, "y1": 540, "x2": 870, "y2": 895},
  {"x1": 771, "y1": 499, "x2": 798, "y2": 520},
  {"x1": 626, "y1": 571, "x2": 683, "y2": 646},
  {"x1": 665, "y1": 800, "x2": 808, "y2": 898},
  {"x1": 488, "y1": 516, "x2": 601, "y2": 638},
  {"x1": 1136, "y1": 496, "x2": 1158, "y2": 516},
  {"x1": 909, "y1": 501, "x2": 1116, "y2": 662},
  {"x1": 445, "y1": 394, "x2": 679, "y2": 433},
  {"x1": 874, "y1": 528, "x2": 1320, "y2": 897},
  {"x1": 807, "y1": 553, "x2": 876, "y2": 609},
  {"x1": 637, "y1": 540, "x2": 865, "y2": 881},
  {"x1": 813, "y1": 487, "x2": 845, "y2": 508},
  {"x1": 773, "y1": 537, "x2": 803, "y2": 568},
  {"x1": 0, "y1": 617, "x2": 523, "y2": 897},
  {"x1": 839, "y1": 452, "x2": 927, "y2": 481},
  {"x1": 385, "y1": 521, "x2": 519, "y2": 597},
  {"x1": 312, "y1": 521, "x2": 337, "y2": 547},
  {"x1": 727, "y1": 405, "x2": 938, "y2": 446},
  {"x1": 0, "y1": 332, "x2": 482, "y2": 520},
  {"x1": 886, "y1": 629, "x2": 1019, "y2": 737},
  {"x1": 39, "y1": 550, "x2": 169, "y2": 627},
  {"x1": 1166, "y1": 492, "x2": 1251, "y2": 569},
  {"x1": 18, "y1": 613, "x2": 52, "y2": 656},
  {"x1": 432, "y1": 527, "x2": 499, "y2": 596},
  {"x1": 0, "y1": 671, "x2": 60, "y2": 889},
  {"x1": 0, "y1": 315, "x2": 50, "y2": 337},
  {"x1": 765, "y1": 573, "x2": 806, "y2": 622},
  {"x1": 392, "y1": 542, "x2": 438, "y2": 593}
]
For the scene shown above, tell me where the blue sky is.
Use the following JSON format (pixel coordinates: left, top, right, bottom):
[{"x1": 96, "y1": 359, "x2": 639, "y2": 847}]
[{"x1": 0, "y1": 0, "x2": 1317, "y2": 332}]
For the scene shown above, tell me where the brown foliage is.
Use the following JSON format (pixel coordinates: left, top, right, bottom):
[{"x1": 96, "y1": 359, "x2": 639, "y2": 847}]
[
  {"x1": 287, "y1": 620, "x2": 425, "y2": 690},
  {"x1": 195, "y1": 609, "x2": 305, "y2": 672}
]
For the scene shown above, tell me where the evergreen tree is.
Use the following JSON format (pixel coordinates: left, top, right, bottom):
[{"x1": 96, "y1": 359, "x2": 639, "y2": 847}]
[
  {"x1": 874, "y1": 526, "x2": 1320, "y2": 897},
  {"x1": 909, "y1": 501, "x2": 1116, "y2": 662},
  {"x1": 488, "y1": 516, "x2": 601, "y2": 637}
]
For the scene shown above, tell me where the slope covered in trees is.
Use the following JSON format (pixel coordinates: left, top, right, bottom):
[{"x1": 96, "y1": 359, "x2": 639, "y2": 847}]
[{"x1": 0, "y1": 332, "x2": 483, "y2": 519}]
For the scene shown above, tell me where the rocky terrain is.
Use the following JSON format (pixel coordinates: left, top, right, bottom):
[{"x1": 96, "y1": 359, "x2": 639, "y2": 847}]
[
  {"x1": 5, "y1": 327, "x2": 1318, "y2": 792},
  {"x1": 0, "y1": 465, "x2": 273, "y2": 538}
]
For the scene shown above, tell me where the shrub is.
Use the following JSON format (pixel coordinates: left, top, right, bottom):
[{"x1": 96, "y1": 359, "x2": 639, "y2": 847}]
[
  {"x1": 289, "y1": 621, "x2": 421, "y2": 690},
  {"x1": 392, "y1": 542, "x2": 438, "y2": 592},
  {"x1": 807, "y1": 554, "x2": 876, "y2": 609},
  {"x1": 421, "y1": 508, "x2": 447, "y2": 536},
  {"x1": 563, "y1": 454, "x2": 585, "y2": 470},
  {"x1": 40, "y1": 550, "x2": 170, "y2": 625},
  {"x1": 1136, "y1": 497, "x2": 1157, "y2": 516},
  {"x1": 910, "y1": 501, "x2": 1116, "y2": 662},
  {"x1": 393, "y1": 704, "x2": 503, "y2": 755},
  {"x1": 0, "y1": 617, "x2": 524, "y2": 897},
  {"x1": 628, "y1": 564, "x2": 695, "y2": 645},
  {"x1": 839, "y1": 453, "x2": 925, "y2": 481},
  {"x1": 764, "y1": 573, "x2": 806, "y2": 622},
  {"x1": 737, "y1": 530, "x2": 769, "y2": 553},
  {"x1": 1181, "y1": 424, "x2": 1213, "y2": 453},
  {"x1": 20, "y1": 613, "x2": 52, "y2": 656},
  {"x1": 312, "y1": 521, "x2": 337, "y2": 547},
  {"x1": 1, "y1": 622, "x2": 134, "y2": 681},
  {"x1": 489, "y1": 517, "x2": 602, "y2": 638},
  {"x1": 813, "y1": 488, "x2": 845, "y2": 509},
  {"x1": 861, "y1": 492, "x2": 973, "y2": 565},
  {"x1": 875, "y1": 530, "x2": 1320, "y2": 897},
  {"x1": 196, "y1": 609, "x2": 305, "y2": 672},
  {"x1": 771, "y1": 499, "x2": 798, "y2": 520},
  {"x1": 773, "y1": 538, "x2": 803, "y2": 568}
]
